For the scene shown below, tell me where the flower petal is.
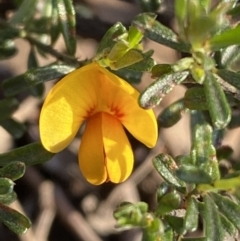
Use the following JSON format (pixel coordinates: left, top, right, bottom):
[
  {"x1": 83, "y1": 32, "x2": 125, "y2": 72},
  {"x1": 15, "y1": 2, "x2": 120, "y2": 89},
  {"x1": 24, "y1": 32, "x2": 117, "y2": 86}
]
[
  {"x1": 79, "y1": 113, "x2": 107, "y2": 185},
  {"x1": 96, "y1": 66, "x2": 158, "y2": 148},
  {"x1": 102, "y1": 112, "x2": 134, "y2": 183},
  {"x1": 40, "y1": 63, "x2": 100, "y2": 152}
]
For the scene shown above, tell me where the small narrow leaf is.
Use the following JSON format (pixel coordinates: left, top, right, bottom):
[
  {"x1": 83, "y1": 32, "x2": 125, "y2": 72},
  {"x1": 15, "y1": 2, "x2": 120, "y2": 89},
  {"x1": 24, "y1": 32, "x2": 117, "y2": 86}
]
[
  {"x1": 151, "y1": 64, "x2": 173, "y2": 78},
  {"x1": 156, "y1": 191, "x2": 181, "y2": 215},
  {"x1": 158, "y1": 99, "x2": 186, "y2": 128},
  {"x1": 184, "y1": 87, "x2": 207, "y2": 110},
  {"x1": 175, "y1": 0, "x2": 187, "y2": 39},
  {"x1": 0, "y1": 178, "x2": 14, "y2": 195},
  {"x1": 139, "y1": 71, "x2": 189, "y2": 109},
  {"x1": 203, "y1": 195, "x2": 224, "y2": 241},
  {"x1": 0, "y1": 118, "x2": 26, "y2": 139},
  {"x1": 218, "y1": 45, "x2": 240, "y2": 68},
  {"x1": 113, "y1": 49, "x2": 143, "y2": 70},
  {"x1": 153, "y1": 154, "x2": 185, "y2": 188},
  {"x1": 0, "y1": 40, "x2": 17, "y2": 60},
  {"x1": 0, "y1": 203, "x2": 31, "y2": 234},
  {"x1": 184, "y1": 197, "x2": 199, "y2": 232},
  {"x1": 204, "y1": 71, "x2": 231, "y2": 129},
  {"x1": 0, "y1": 162, "x2": 25, "y2": 181},
  {"x1": 56, "y1": 0, "x2": 76, "y2": 55},
  {"x1": 0, "y1": 98, "x2": 19, "y2": 121},
  {"x1": 112, "y1": 68, "x2": 142, "y2": 84},
  {"x1": 2, "y1": 64, "x2": 76, "y2": 97},
  {"x1": 217, "y1": 69, "x2": 240, "y2": 90},
  {"x1": 96, "y1": 22, "x2": 127, "y2": 56},
  {"x1": 219, "y1": 213, "x2": 236, "y2": 236},
  {"x1": 0, "y1": 142, "x2": 55, "y2": 167},
  {"x1": 210, "y1": 25, "x2": 240, "y2": 51},
  {"x1": 0, "y1": 192, "x2": 17, "y2": 205},
  {"x1": 211, "y1": 192, "x2": 240, "y2": 230},
  {"x1": 133, "y1": 13, "x2": 190, "y2": 53},
  {"x1": 164, "y1": 215, "x2": 184, "y2": 234},
  {"x1": 176, "y1": 165, "x2": 212, "y2": 184}
]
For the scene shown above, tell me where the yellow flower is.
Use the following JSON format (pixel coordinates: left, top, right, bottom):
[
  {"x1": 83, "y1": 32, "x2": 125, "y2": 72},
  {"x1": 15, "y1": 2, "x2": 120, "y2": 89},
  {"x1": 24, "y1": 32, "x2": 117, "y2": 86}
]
[{"x1": 40, "y1": 62, "x2": 158, "y2": 185}]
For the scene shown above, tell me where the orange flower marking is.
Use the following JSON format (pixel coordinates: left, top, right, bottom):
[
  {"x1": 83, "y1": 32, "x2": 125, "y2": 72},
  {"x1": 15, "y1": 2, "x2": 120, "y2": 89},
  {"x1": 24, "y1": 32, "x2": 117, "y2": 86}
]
[{"x1": 40, "y1": 62, "x2": 158, "y2": 185}]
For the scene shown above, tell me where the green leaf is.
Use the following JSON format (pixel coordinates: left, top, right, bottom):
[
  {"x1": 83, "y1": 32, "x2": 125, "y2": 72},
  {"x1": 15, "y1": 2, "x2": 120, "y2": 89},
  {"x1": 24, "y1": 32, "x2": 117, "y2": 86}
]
[
  {"x1": 217, "y1": 45, "x2": 240, "y2": 68},
  {"x1": 175, "y1": 0, "x2": 187, "y2": 39},
  {"x1": 217, "y1": 69, "x2": 240, "y2": 90},
  {"x1": 132, "y1": 13, "x2": 190, "y2": 53},
  {"x1": 113, "y1": 49, "x2": 143, "y2": 70},
  {"x1": 153, "y1": 154, "x2": 185, "y2": 188},
  {"x1": 0, "y1": 40, "x2": 17, "y2": 60},
  {"x1": 184, "y1": 87, "x2": 207, "y2": 110},
  {"x1": 204, "y1": 71, "x2": 231, "y2": 129},
  {"x1": 0, "y1": 142, "x2": 55, "y2": 167},
  {"x1": 0, "y1": 203, "x2": 31, "y2": 234},
  {"x1": 0, "y1": 192, "x2": 17, "y2": 205},
  {"x1": 203, "y1": 195, "x2": 224, "y2": 241},
  {"x1": 56, "y1": 0, "x2": 76, "y2": 55},
  {"x1": 0, "y1": 98, "x2": 19, "y2": 121},
  {"x1": 9, "y1": 0, "x2": 38, "y2": 25},
  {"x1": 156, "y1": 191, "x2": 181, "y2": 215},
  {"x1": 184, "y1": 197, "x2": 199, "y2": 232},
  {"x1": 2, "y1": 64, "x2": 76, "y2": 97},
  {"x1": 156, "y1": 182, "x2": 170, "y2": 202},
  {"x1": 161, "y1": 226, "x2": 173, "y2": 241},
  {"x1": 181, "y1": 238, "x2": 206, "y2": 241},
  {"x1": 176, "y1": 165, "x2": 212, "y2": 184},
  {"x1": 128, "y1": 26, "x2": 143, "y2": 48},
  {"x1": 0, "y1": 178, "x2": 14, "y2": 195},
  {"x1": 0, "y1": 162, "x2": 25, "y2": 181},
  {"x1": 158, "y1": 99, "x2": 186, "y2": 128},
  {"x1": 96, "y1": 22, "x2": 127, "y2": 56},
  {"x1": 124, "y1": 50, "x2": 155, "y2": 72},
  {"x1": 0, "y1": 28, "x2": 21, "y2": 41},
  {"x1": 137, "y1": 0, "x2": 162, "y2": 12},
  {"x1": 164, "y1": 215, "x2": 184, "y2": 234},
  {"x1": 108, "y1": 41, "x2": 129, "y2": 62},
  {"x1": 111, "y1": 68, "x2": 142, "y2": 84},
  {"x1": 0, "y1": 118, "x2": 26, "y2": 139},
  {"x1": 139, "y1": 71, "x2": 189, "y2": 109},
  {"x1": 151, "y1": 64, "x2": 173, "y2": 78},
  {"x1": 51, "y1": 0, "x2": 61, "y2": 44},
  {"x1": 210, "y1": 25, "x2": 240, "y2": 51},
  {"x1": 219, "y1": 212, "x2": 236, "y2": 236},
  {"x1": 211, "y1": 192, "x2": 240, "y2": 230}
]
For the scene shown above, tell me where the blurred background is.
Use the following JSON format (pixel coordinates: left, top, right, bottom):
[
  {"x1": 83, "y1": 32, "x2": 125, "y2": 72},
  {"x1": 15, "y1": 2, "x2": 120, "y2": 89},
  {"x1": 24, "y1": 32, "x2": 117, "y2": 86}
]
[{"x1": 0, "y1": 0, "x2": 240, "y2": 240}]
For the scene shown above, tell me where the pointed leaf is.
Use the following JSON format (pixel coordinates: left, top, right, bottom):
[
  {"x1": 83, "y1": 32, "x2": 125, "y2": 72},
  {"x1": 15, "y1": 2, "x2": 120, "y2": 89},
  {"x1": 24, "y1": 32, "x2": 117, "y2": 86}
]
[
  {"x1": 0, "y1": 98, "x2": 19, "y2": 121},
  {"x1": 176, "y1": 165, "x2": 212, "y2": 184},
  {"x1": 153, "y1": 154, "x2": 185, "y2": 188},
  {"x1": 204, "y1": 71, "x2": 231, "y2": 129},
  {"x1": 164, "y1": 215, "x2": 184, "y2": 234},
  {"x1": 156, "y1": 191, "x2": 181, "y2": 215},
  {"x1": 211, "y1": 192, "x2": 240, "y2": 230},
  {"x1": 113, "y1": 49, "x2": 143, "y2": 70},
  {"x1": 0, "y1": 142, "x2": 55, "y2": 167},
  {"x1": 132, "y1": 13, "x2": 190, "y2": 53},
  {"x1": 112, "y1": 68, "x2": 142, "y2": 84},
  {"x1": 2, "y1": 64, "x2": 76, "y2": 97},
  {"x1": 0, "y1": 178, "x2": 14, "y2": 195},
  {"x1": 161, "y1": 226, "x2": 173, "y2": 241},
  {"x1": 210, "y1": 25, "x2": 240, "y2": 51},
  {"x1": 217, "y1": 45, "x2": 240, "y2": 68},
  {"x1": 175, "y1": 0, "x2": 187, "y2": 39},
  {"x1": 158, "y1": 99, "x2": 186, "y2": 128},
  {"x1": 0, "y1": 203, "x2": 31, "y2": 234},
  {"x1": 0, "y1": 162, "x2": 25, "y2": 181},
  {"x1": 184, "y1": 197, "x2": 199, "y2": 232},
  {"x1": 9, "y1": 0, "x2": 38, "y2": 25},
  {"x1": 0, "y1": 192, "x2": 17, "y2": 205},
  {"x1": 0, "y1": 40, "x2": 17, "y2": 60},
  {"x1": 128, "y1": 26, "x2": 143, "y2": 48},
  {"x1": 151, "y1": 64, "x2": 173, "y2": 78},
  {"x1": 139, "y1": 71, "x2": 189, "y2": 109},
  {"x1": 217, "y1": 69, "x2": 240, "y2": 90},
  {"x1": 219, "y1": 212, "x2": 236, "y2": 236},
  {"x1": 96, "y1": 22, "x2": 127, "y2": 56},
  {"x1": 184, "y1": 87, "x2": 207, "y2": 110},
  {"x1": 203, "y1": 195, "x2": 224, "y2": 241},
  {"x1": 0, "y1": 118, "x2": 26, "y2": 139},
  {"x1": 56, "y1": 0, "x2": 76, "y2": 55}
]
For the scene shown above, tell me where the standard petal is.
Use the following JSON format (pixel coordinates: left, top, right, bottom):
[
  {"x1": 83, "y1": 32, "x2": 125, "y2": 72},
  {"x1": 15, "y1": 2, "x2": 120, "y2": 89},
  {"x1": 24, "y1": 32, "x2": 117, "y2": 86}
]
[
  {"x1": 96, "y1": 65, "x2": 158, "y2": 148},
  {"x1": 102, "y1": 112, "x2": 134, "y2": 183},
  {"x1": 79, "y1": 113, "x2": 107, "y2": 185},
  {"x1": 40, "y1": 63, "x2": 100, "y2": 152}
]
